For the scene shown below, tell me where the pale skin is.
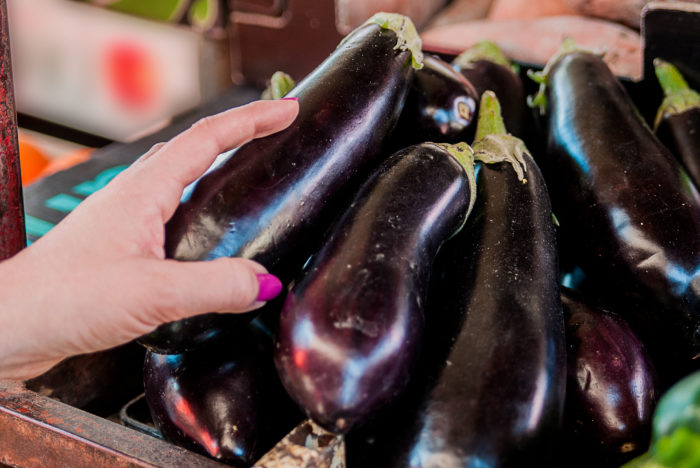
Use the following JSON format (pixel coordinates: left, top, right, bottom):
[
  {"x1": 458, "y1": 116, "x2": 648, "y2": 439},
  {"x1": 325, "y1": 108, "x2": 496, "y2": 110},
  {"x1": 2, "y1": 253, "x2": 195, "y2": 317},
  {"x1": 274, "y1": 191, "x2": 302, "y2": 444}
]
[{"x1": 0, "y1": 99, "x2": 299, "y2": 381}]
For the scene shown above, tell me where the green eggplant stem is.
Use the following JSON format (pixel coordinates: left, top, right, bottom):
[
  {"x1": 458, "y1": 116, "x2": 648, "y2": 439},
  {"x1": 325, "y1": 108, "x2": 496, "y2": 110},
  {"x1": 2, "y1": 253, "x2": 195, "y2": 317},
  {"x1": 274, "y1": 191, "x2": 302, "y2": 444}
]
[
  {"x1": 655, "y1": 58, "x2": 691, "y2": 96},
  {"x1": 344, "y1": 12, "x2": 424, "y2": 69},
  {"x1": 474, "y1": 90, "x2": 508, "y2": 140},
  {"x1": 653, "y1": 58, "x2": 700, "y2": 128},
  {"x1": 453, "y1": 40, "x2": 512, "y2": 70},
  {"x1": 471, "y1": 91, "x2": 528, "y2": 183},
  {"x1": 261, "y1": 71, "x2": 296, "y2": 100},
  {"x1": 435, "y1": 142, "x2": 478, "y2": 222},
  {"x1": 527, "y1": 36, "x2": 601, "y2": 115}
]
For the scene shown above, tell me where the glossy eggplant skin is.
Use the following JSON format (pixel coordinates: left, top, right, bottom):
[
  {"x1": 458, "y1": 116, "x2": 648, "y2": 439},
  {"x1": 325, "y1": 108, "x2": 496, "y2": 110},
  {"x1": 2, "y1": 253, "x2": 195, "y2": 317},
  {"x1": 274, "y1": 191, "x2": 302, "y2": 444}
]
[
  {"x1": 452, "y1": 59, "x2": 526, "y2": 138},
  {"x1": 657, "y1": 108, "x2": 700, "y2": 190},
  {"x1": 391, "y1": 55, "x2": 478, "y2": 147},
  {"x1": 144, "y1": 324, "x2": 303, "y2": 467},
  {"x1": 138, "y1": 22, "x2": 415, "y2": 353},
  {"x1": 274, "y1": 143, "x2": 474, "y2": 434},
  {"x1": 347, "y1": 154, "x2": 565, "y2": 467},
  {"x1": 540, "y1": 51, "x2": 700, "y2": 367},
  {"x1": 561, "y1": 287, "x2": 658, "y2": 466}
]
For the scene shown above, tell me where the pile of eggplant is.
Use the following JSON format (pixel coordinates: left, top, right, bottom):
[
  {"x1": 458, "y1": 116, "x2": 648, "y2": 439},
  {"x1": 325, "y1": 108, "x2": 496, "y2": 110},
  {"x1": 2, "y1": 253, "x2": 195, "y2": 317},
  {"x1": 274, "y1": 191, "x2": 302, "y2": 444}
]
[{"x1": 138, "y1": 12, "x2": 700, "y2": 468}]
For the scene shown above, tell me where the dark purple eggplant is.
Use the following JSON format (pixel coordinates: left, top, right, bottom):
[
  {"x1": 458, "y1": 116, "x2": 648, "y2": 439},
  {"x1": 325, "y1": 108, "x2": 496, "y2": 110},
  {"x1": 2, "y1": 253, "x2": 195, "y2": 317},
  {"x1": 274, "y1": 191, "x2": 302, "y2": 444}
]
[
  {"x1": 451, "y1": 40, "x2": 527, "y2": 138},
  {"x1": 346, "y1": 91, "x2": 564, "y2": 467},
  {"x1": 138, "y1": 13, "x2": 422, "y2": 353},
  {"x1": 654, "y1": 58, "x2": 700, "y2": 190},
  {"x1": 528, "y1": 41, "x2": 700, "y2": 372},
  {"x1": 144, "y1": 323, "x2": 303, "y2": 466},
  {"x1": 391, "y1": 54, "x2": 478, "y2": 147},
  {"x1": 561, "y1": 287, "x2": 658, "y2": 466},
  {"x1": 274, "y1": 135, "x2": 526, "y2": 435}
]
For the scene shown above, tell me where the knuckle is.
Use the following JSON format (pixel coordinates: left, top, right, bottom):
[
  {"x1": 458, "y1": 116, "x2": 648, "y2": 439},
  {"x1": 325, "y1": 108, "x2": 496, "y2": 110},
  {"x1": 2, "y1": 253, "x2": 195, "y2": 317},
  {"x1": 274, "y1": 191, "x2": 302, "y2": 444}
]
[
  {"x1": 190, "y1": 115, "x2": 228, "y2": 154},
  {"x1": 190, "y1": 115, "x2": 217, "y2": 133}
]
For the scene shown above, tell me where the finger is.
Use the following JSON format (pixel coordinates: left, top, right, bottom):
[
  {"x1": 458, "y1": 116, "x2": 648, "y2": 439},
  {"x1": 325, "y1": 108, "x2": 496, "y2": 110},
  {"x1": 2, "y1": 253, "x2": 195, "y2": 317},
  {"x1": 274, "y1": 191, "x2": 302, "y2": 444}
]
[
  {"x1": 141, "y1": 258, "x2": 282, "y2": 324},
  {"x1": 142, "y1": 99, "x2": 298, "y2": 190}
]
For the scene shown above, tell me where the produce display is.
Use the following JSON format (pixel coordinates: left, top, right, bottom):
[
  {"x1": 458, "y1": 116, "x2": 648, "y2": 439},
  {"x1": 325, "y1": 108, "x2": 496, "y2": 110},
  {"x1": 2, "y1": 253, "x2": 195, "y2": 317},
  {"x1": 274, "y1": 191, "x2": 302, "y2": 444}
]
[
  {"x1": 275, "y1": 130, "x2": 525, "y2": 434},
  {"x1": 347, "y1": 91, "x2": 563, "y2": 467},
  {"x1": 138, "y1": 13, "x2": 422, "y2": 353},
  {"x1": 139, "y1": 11, "x2": 700, "y2": 468},
  {"x1": 529, "y1": 39, "x2": 700, "y2": 384}
]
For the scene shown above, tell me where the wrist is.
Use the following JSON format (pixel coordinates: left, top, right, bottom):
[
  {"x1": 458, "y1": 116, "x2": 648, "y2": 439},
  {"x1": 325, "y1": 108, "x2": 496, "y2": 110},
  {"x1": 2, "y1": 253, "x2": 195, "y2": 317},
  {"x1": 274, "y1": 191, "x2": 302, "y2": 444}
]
[{"x1": 0, "y1": 249, "x2": 61, "y2": 380}]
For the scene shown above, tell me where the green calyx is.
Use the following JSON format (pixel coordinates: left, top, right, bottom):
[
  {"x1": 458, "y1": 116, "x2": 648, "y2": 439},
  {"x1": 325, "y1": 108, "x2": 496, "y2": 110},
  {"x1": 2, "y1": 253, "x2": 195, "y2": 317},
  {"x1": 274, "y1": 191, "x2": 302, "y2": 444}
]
[
  {"x1": 653, "y1": 58, "x2": 700, "y2": 129},
  {"x1": 527, "y1": 37, "x2": 603, "y2": 115},
  {"x1": 261, "y1": 71, "x2": 296, "y2": 100},
  {"x1": 435, "y1": 142, "x2": 478, "y2": 219},
  {"x1": 347, "y1": 12, "x2": 424, "y2": 69},
  {"x1": 452, "y1": 41, "x2": 515, "y2": 73},
  {"x1": 472, "y1": 91, "x2": 528, "y2": 183}
]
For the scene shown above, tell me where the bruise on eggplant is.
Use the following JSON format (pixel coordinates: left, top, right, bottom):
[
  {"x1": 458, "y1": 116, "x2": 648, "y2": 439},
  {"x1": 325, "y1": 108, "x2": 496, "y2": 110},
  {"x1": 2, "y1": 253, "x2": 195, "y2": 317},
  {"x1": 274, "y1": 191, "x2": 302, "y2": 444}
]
[
  {"x1": 528, "y1": 41, "x2": 700, "y2": 376},
  {"x1": 560, "y1": 287, "x2": 658, "y2": 467},
  {"x1": 346, "y1": 92, "x2": 564, "y2": 467},
  {"x1": 138, "y1": 13, "x2": 422, "y2": 353},
  {"x1": 143, "y1": 322, "x2": 303, "y2": 467},
  {"x1": 451, "y1": 40, "x2": 528, "y2": 139},
  {"x1": 390, "y1": 54, "x2": 478, "y2": 149},
  {"x1": 654, "y1": 58, "x2": 700, "y2": 191},
  {"x1": 274, "y1": 135, "x2": 527, "y2": 436}
]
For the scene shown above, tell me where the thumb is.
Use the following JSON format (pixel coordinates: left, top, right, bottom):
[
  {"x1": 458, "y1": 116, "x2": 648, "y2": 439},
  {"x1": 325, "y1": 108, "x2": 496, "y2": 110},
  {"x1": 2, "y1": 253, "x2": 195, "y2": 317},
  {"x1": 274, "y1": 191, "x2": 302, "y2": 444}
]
[{"x1": 142, "y1": 258, "x2": 283, "y2": 323}]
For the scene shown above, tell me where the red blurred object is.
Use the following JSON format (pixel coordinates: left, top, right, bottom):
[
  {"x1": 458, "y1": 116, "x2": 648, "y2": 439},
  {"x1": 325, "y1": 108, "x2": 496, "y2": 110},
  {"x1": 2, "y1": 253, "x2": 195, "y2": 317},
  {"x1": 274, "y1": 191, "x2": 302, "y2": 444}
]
[{"x1": 104, "y1": 41, "x2": 159, "y2": 110}]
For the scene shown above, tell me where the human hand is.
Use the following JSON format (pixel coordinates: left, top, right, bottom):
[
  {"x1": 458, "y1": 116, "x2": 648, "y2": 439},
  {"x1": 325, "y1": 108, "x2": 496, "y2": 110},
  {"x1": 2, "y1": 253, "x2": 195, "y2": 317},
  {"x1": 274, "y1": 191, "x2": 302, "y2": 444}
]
[{"x1": 0, "y1": 99, "x2": 299, "y2": 380}]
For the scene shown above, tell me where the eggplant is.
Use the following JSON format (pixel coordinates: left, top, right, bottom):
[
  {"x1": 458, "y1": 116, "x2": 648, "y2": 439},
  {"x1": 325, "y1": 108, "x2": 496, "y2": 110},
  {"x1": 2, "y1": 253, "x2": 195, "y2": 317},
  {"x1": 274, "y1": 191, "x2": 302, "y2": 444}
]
[
  {"x1": 144, "y1": 322, "x2": 303, "y2": 466},
  {"x1": 528, "y1": 40, "x2": 700, "y2": 371},
  {"x1": 138, "y1": 13, "x2": 422, "y2": 353},
  {"x1": 347, "y1": 91, "x2": 564, "y2": 467},
  {"x1": 274, "y1": 133, "x2": 526, "y2": 435},
  {"x1": 653, "y1": 58, "x2": 700, "y2": 190},
  {"x1": 391, "y1": 54, "x2": 478, "y2": 147},
  {"x1": 451, "y1": 41, "x2": 528, "y2": 139},
  {"x1": 561, "y1": 287, "x2": 658, "y2": 466}
]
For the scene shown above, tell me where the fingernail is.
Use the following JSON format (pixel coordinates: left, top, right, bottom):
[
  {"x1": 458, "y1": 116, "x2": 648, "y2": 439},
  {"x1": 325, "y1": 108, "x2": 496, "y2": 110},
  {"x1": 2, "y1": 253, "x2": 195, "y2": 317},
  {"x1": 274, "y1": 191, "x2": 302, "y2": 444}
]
[
  {"x1": 281, "y1": 97, "x2": 298, "y2": 101},
  {"x1": 256, "y1": 273, "x2": 283, "y2": 301}
]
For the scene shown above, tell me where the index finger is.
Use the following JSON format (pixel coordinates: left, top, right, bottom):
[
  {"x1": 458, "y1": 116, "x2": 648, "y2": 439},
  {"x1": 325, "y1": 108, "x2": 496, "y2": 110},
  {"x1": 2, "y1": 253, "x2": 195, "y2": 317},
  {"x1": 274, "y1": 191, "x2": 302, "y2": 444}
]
[{"x1": 140, "y1": 99, "x2": 299, "y2": 211}]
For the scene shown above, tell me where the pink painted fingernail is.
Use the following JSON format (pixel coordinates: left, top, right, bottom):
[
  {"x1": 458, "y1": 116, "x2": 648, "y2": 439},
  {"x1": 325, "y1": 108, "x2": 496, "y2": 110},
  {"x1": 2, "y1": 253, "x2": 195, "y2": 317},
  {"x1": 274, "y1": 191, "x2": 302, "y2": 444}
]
[
  {"x1": 281, "y1": 97, "x2": 298, "y2": 101},
  {"x1": 256, "y1": 274, "x2": 283, "y2": 301}
]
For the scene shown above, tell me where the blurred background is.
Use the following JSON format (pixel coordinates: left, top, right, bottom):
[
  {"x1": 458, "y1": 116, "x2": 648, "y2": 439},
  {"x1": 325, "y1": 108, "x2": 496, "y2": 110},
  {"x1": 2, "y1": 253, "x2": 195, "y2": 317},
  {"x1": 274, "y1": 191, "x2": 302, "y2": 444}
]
[{"x1": 8, "y1": 0, "x2": 668, "y2": 185}]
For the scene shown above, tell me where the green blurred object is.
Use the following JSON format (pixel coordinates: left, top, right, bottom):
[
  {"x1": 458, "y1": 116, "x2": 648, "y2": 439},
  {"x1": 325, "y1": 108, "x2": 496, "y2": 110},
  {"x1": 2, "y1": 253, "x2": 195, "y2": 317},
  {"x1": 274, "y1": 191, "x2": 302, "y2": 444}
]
[
  {"x1": 88, "y1": 0, "x2": 190, "y2": 23},
  {"x1": 188, "y1": 0, "x2": 217, "y2": 30},
  {"x1": 624, "y1": 371, "x2": 700, "y2": 468}
]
